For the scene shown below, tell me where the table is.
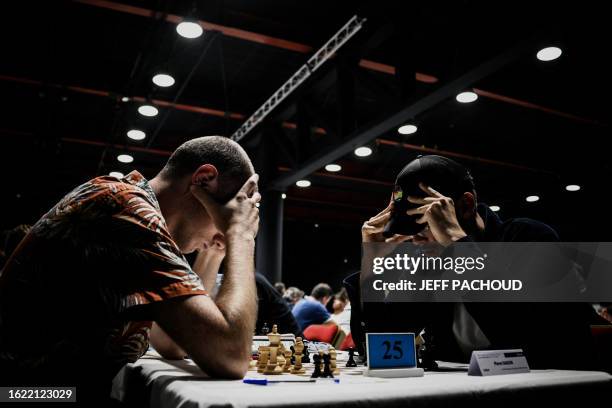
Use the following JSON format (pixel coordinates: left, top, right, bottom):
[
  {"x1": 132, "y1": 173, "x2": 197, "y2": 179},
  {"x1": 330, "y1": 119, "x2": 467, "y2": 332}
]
[{"x1": 111, "y1": 351, "x2": 612, "y2": 408}]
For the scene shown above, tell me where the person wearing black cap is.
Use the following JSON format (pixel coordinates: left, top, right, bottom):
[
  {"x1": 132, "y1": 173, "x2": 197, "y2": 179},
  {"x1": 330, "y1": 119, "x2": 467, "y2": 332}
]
[{"x1": 345, "y1": 155, "x2": 601, "y2": 369}]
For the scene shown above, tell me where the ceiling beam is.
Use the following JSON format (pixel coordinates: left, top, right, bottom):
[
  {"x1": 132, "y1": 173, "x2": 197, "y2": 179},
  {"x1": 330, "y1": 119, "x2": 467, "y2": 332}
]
[
  {"x1": 73, "y1": 0, "x2": 607, "y2": 127},
  {"x1": 72, "y1": 0, "x2": 437, "y2": 84},
  {"x1": 268, "y1": 41, "x2": 530, "y2": 189},
  {"x1": 0, "y1": 74, "x2": 327, "y2": 135},
  {"x1": 376, "y1": 139, "x2": 554, "y2": 175}
]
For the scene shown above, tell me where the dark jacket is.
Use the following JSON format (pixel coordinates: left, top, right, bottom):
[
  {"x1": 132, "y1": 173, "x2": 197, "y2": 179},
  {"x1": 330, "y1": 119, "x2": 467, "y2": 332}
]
[{"x1": 344, "y1": 204, "x2": 601, "y2": 369}]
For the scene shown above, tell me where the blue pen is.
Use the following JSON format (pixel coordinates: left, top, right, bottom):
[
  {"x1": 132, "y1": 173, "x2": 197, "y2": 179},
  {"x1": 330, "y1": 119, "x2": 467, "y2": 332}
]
[{"x1": 243, "y1": 378, "x2": 322, "y2": 385}]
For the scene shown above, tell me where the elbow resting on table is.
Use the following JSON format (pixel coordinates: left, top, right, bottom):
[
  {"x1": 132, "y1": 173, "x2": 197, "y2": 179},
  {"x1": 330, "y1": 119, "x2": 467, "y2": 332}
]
[{"x1": 193, "y1": 351, "x2": 250, "y2": 379}]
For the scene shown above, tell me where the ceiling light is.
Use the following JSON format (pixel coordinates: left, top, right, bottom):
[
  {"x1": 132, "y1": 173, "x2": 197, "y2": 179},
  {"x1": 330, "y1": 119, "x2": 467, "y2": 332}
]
[
  {"x1": 456, "y1": 91, "x2": 478, "y2": 103},
  {"x1": 398, "y1": 124, "x2": 418, "y2": 135},
  {"x1": 176, "y1": 21, "x2": 203, "y2": 39},
  {"x1": 325, "y1": 163, "x2": 342, "y2": 172},
  {"x1": 117, "y1": 154, "x2": 134, "y2": 163},
  {"x1": 152, "y1": 73, "x2": 175, "y2": 87},
  {"x1": 127, "y1": 129, "x2": 146, "y2": 141},
  {"x1": 489, "y1": 205, "x2": 500, "y2": 212},
  {"x1": 565, "y1": 184, "x2": 580, "y2": 192},
  {"x1": 109, "y1": 171, "x2": 124, "y2": 178},
  {"x1": 537, "y1": 46, "x2": 562, "y2": 62},
  {"x1": 121, "y1": 96, "x2": 129, "y2": 102},
  {"x1": 296, "y1": 180, "x2": 311, "y2": 188},
  {"x1": 354, "y1": 146, "x2": 372, "y2": 157},
  {"x1": 526, "y1": 195, "x2": 539, "y2": 203},
  {"x1": 282, "y1": 193, "x2": 287, "y2": 199},
  {"x1": 138, "y1": 105, "x2": 158, "y2": 117}
]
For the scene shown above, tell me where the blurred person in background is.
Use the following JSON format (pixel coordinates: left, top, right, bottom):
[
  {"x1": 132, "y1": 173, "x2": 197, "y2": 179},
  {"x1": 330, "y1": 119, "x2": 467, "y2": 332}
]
[
  {"x1": 283, "y1": 286, "x2": 304, "y2": 310},
  {"x1": 331, "y1": 288, "x2": 351, "y2": 334},
  {"x1": 274, "y1": 282, "x2": 286, "y2": 296},
  {"x1": 291, "y1": 283, "x2": 335, "y2": 332}
]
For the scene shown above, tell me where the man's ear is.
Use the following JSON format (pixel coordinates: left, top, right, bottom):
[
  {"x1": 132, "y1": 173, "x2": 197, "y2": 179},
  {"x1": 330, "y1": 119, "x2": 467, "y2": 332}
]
[
  {"x1": 191, "y1": 164, "x2": 219, "y2": 195},
  {"x1": 459, "y1": 191, "x2": 477, "y2": 219}
]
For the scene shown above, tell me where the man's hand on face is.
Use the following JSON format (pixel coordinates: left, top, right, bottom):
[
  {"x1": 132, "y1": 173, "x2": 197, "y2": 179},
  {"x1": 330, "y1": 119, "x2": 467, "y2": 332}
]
[
  {"x1": 406, "y1": 183, "x2": 467, "y2": 247},
  {"x1": 190, "y1": 173, "x2": 261, "y2": 242},
  {"x1": 361, "y1": 199, "x2": 413, "y2": 243}
]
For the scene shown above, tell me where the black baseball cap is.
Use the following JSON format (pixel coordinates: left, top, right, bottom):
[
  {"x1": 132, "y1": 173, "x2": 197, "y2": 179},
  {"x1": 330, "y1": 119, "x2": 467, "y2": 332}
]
[{"x1": 383, "y1": 155, "x2": 475, "y2": 237}]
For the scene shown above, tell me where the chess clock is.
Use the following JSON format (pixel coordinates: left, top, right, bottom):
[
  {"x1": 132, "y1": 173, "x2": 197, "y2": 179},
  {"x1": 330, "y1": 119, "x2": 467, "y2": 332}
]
[{"x1": 364, "y1": 333, "x2": 424, "y2": 378}]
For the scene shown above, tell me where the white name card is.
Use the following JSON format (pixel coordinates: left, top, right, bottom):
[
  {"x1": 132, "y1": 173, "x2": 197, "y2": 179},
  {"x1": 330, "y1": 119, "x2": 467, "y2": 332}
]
[{"x1": 468, "y1": 349, "x2": 530, "y2": 376}]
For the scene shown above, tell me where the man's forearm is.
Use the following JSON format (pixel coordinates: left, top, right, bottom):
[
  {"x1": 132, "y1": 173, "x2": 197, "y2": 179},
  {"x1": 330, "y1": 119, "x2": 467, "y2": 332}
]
[
  {"x1": 193, "y1": 251, "x2": 224, "y2": 298},
  {"x1": 213, "y1": 234, "x2": 257, "y2": 355}
]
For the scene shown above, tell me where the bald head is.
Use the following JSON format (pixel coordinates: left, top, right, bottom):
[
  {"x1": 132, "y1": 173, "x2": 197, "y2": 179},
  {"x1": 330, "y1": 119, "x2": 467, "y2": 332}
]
[{"x1": 159, "y1": 136, "x2": 254, "y2": 202}]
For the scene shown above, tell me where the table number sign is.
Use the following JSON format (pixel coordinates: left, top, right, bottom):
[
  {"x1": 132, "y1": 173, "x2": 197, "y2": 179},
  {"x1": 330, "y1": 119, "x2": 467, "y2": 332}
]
[
  {"x1": 468, "y1": 349, "x2": 530, "y2": 376},
  {"x1": 365, "y1": 333, "x2": 424, "y2": 378}
]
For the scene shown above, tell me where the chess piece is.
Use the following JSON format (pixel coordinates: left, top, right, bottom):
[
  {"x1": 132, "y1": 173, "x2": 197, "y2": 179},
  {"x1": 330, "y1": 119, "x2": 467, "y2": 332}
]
[
  {"x1": 346, "y1": 348, "x2": 357, "y2": 367},
  {"x1": 322, "y1": 353, "x2": 334, "y2": 378},
  {"x1": 283, "y1": 349, "x2": 292, "y2": 372},
  {"x1": 290, "y1": 346, "x2": 296, "y2": 365},
  {"x1": 311, "y1": 353, "x2": 322, "y2": 378},
  {"x1": 328, "y1": 347, "x2": 340, "y2": 375},
  {"x1": 261, "y1": 322, "x2": 270, "y2": 335},
  {"x1": 263, "y1": 324, "x2": 284, "y2": 374},
  {"x1": 291, "y1": 337, "x2": 306, "y2": 374},
  {"x1": 258, "y1": 347, "x2": 270, "y2": 373}
]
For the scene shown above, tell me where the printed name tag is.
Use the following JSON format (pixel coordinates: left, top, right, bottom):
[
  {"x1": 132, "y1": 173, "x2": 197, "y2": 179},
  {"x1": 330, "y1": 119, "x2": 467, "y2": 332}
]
[{"x1": 468, "y1": 349, "x2": 530, "y2": 376}]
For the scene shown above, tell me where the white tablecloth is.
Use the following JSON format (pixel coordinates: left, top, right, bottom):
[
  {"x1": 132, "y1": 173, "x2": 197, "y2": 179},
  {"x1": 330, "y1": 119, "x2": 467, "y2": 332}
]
[{"x1": 111, "y1": 352, "x2": 611, "y2": 408}]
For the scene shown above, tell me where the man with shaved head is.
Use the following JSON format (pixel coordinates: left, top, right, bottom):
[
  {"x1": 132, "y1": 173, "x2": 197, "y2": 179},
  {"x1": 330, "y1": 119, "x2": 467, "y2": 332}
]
[{"x1": 0, "y1": 136, "x2": 260, "y2": 401}]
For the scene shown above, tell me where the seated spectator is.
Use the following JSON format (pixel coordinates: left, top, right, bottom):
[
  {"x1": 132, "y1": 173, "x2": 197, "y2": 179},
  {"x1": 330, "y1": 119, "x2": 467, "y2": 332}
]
[
  {"x1": 256, "y1": 275, "x2": 301, "y2": 336},
  {"x1": 283, "y1": 286, "x2": 304, "y2": 310},
  {"x1": 331, "y1": 288, "x2": 351, "y2": 334},
  {"x1": 292, "y1": 283, "x2": 334, "y2": 331},
  {"x1": 274, "y1": 281, "x2": 286, "y2": 296}
]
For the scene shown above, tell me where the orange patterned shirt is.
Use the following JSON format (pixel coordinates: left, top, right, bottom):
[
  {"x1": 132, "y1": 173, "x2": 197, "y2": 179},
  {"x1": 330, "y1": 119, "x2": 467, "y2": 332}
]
[{"x1": 0, "y1": 171, "x2": 206, "y2": 385}]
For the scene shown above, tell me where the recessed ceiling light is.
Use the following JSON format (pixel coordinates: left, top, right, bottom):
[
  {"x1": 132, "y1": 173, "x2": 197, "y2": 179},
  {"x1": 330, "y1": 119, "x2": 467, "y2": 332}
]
[
  {"x1": 314, "y1": 223, "x2": 319, "y2": 228},
  {"x1": 127, "y1": 129, "x2": 146, "y2": 141},
  {"x1": 117, "y1": 154, "x2": 134, "y2": 163},
  {"x1": 456, "y1": 91, "x2": 478, "y2": 103},
  {"x1": 296, "y1": 180, "x2": 311, "y2": 188},
  {"x1": 325, "y1": 163, "x2": 342, "y2": 172},
  {"x1": 121, "y1": 96, "x2": 129, "y2": 102},
  {"x1": 526, "y1": 195, "x2": 540, "y2": 203},
  {"x1": 565, "y1": 184, "x2": 580, "y2": 192},
  {"x1": 537, "y1": 46, "x2": 562, "y2": 62},
  {"x1": 398, "y1": 124, "x2": 418, "y2": 135},
  {"x1": 489, "y1": 205, "x2": 500, "y2": 212},
  {"x1": 282, "y1": 193, "x2": 287, "y2": 199},
  {"x1": 176, "y1": 21, "x2": 203, "y2": 39},
  {"x1": 354, "y1": 146, "x2": 372, "y2": 157},
  {"x1": 152, "y1": 73, "x2": 175, "y2": 87},
  {"x1": 138, "y1": 105, "x2": 158, "y2": 117},
  {"x1": 109, "y1": 171, "x2": 124, "y2": 178}
]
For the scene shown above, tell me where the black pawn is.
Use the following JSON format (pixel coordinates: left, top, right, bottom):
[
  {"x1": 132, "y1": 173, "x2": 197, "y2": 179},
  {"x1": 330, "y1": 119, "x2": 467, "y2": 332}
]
[
  {"x1": 311, "y1": 354, "x2": 322, "y2": 378},
  {"x1": 261, "y1": 322, "x2": 270, "y2": 336},
  {"x1": 346, "y1": 348, "x2": 357, "y2": 367},
  {"x1": 302, "y1": 351, "x2": 311, "y2": 364},
  {"x1": 322, "y1": 353, "x2": 334, "y2": 378}
]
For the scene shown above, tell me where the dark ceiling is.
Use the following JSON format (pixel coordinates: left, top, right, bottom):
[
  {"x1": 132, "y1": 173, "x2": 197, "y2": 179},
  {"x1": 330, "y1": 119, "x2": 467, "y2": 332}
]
[{"x1": 1, "y1": 0, "x2": 610, "y2": 289}]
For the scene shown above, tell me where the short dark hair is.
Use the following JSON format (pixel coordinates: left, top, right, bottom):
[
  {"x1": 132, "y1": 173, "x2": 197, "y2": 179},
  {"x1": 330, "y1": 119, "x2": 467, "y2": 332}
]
[
  {"x1": 274, "y1": 282, "x2": 286, "y2": 295},
  {"x1": 160, "y1": 136, "x2": 254, "y2": 202},
  {"x1": 311, "y1": 283, "x2": 333, "y2": 300}
]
